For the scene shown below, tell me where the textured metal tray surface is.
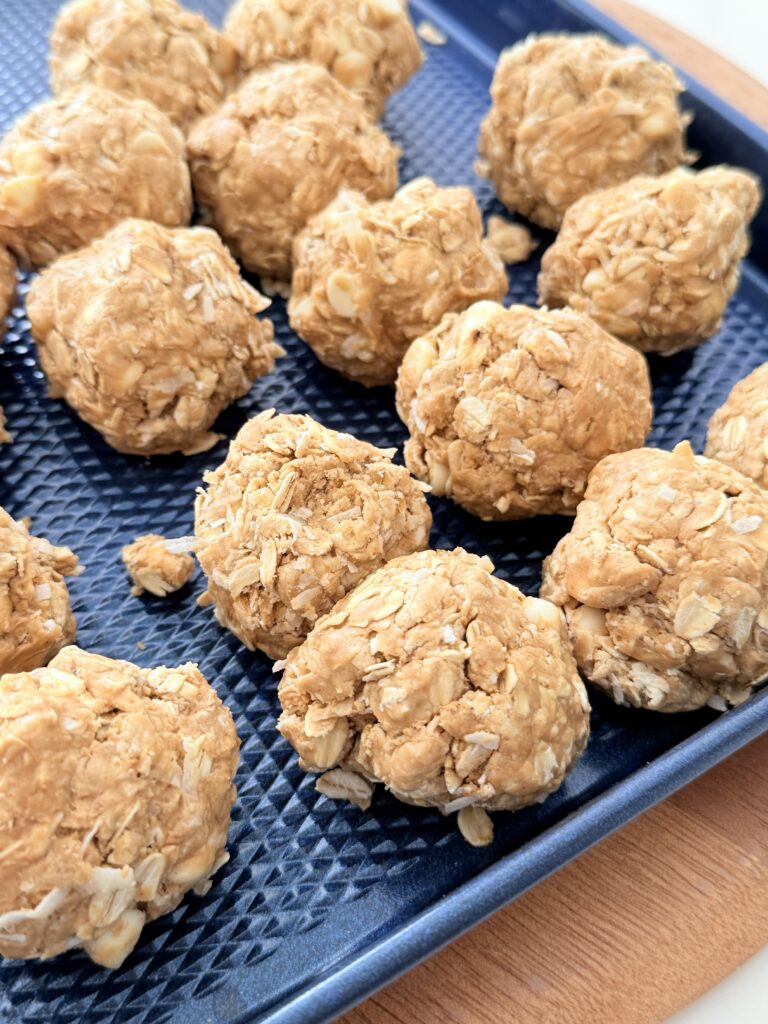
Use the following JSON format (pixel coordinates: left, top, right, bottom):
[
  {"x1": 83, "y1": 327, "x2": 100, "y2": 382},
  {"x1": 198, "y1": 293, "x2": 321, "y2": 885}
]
[{"x1": 1, "y1": 1, "x2": 768, "y2": 1022}]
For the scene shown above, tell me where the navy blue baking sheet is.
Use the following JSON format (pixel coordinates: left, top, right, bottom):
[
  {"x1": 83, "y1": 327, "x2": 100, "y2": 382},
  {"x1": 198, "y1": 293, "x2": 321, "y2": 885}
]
[{"x1": 1, "y1": 1, "x2": 768, "y2": 1021}]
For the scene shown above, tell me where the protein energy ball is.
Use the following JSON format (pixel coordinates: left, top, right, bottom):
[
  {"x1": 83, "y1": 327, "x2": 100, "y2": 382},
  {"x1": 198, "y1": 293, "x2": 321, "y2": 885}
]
[
  {"x1": 705, "y1": 364, "x2": 768, "y2": 489},
  {"x1": 50, "y1": 0, "x2": 239, "y2": 134},
  {"x1": 0, "y1": 646, "x2": 239, "y2": 967},
  {"x1": 538, "y1": 165, "x2": 762, "y2": 354},
  {"x1": 27, "y1": 219, "x2": 281, "y2": 456},
  {"x1": 122, "y1": 534, "x2": 196, "y2": 597},
  {"x1": 224, "y1": 0, "x2": 422, "y2": 117},
  {"x1": 541, "y1": 442, "x2": 768, "y2": 712},
  {"x1": 396, "y1": 301, "x2": 653, "y2": 520},
  {"x1": 289, "y1": 178, "x2": 508, "y2": 387},
  {"x1": 0, "y1": 86, "x2": 191, "y2": 267},
  {"x1": 194, "y1": 410, "x2": 432, "y2": 660},
  {"x1": 0, "y1": 244, "x2": 16, "y2": 443},
  {"x1": 278, "y1": 548, "x2": 590, "y2": 846},
  {"x1": 187, "y1": 62, "x2": 399, "y2": 279},
  {"x1": 478, "y1": 33, "x2": 692, "y2": 229},
  {"x1": 0, "y1": 506, "x2": 80, "y2": 676}
]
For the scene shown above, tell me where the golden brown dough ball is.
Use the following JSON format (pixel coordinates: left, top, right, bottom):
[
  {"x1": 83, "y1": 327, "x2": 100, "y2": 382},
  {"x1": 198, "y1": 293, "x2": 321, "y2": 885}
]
[
  {"x1": 278, "y1": 548, "x2": 590, "y2": 846},
  {"x1": 289, "y1": 178, "x2": 508, "y2": 387},
  {"x1": 478, "y1": 33, "x2": 692, "y2": 229},
  {"x1": 0, "y1": 506, "x2": 80, "y2": 675},
  {"x1": 538, "y1": 166, "x2": 761, "y2": 354},
  {"x1": 186, "y1": 62, "x2": 399, "y2": 279},
  {"x1": 50, "y1": 0, "x2": 239, "y2": 133},
  {"x1": 27, "y1": 219, "x2": 281, "y2": 456},
  {"x1": 0, "y1": 86, "x2": 191, "y2": 267},
  {"x1": 541, "y1": 442, "x2": 768, "y2": 712},
  {"x1": 0, "y1": 244, "x2": 16, "y2": 444},
  {"x1": 122, "y1": 534, "x2": 196, "y2": 597},
  {"x1": 0, "y1": 646, "x2": 239, "y2": 967},
  {"x1": 396, "y1": 301, "x2": 652, "y2": 520},
  {"x1": 705, "y1": 364, "x2": 768, "y2": 489},
  {"x1": 194, "y1": 410, "x2": 432, "y2": 660},
  {"x1": 224, "y1": 0, "x2": 422, "y2": 116}
]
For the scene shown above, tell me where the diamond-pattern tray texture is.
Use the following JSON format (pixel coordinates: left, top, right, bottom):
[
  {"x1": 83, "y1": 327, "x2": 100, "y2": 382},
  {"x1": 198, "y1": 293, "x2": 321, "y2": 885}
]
[{"x1": 1, "y1": 1, "x2": 768, "y2": 1022}]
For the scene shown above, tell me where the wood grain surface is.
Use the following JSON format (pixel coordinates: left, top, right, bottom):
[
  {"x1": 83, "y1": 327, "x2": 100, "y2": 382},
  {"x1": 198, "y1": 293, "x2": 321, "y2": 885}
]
[{"x1": 339, "y1": 6, "x2": 768, "y2": 1023}]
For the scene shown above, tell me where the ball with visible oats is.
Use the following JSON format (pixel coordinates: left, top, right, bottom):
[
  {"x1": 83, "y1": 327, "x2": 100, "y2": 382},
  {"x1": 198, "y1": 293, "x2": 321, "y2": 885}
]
[
  {"x1": 224, "y1": 0, "x2": 422, "y2": 117},
  {"x1": 396, "y1": 301, "x2": 652, "y2": 520},
  {"x1": 538, "y1": 165, "x2": 762, "y2": 354},
  {"x1": 0, "y1": 86, "x2": 191, "y2": 268},
  {"x1": 50, "y1": 0, "x2": 239, "y2": 134},
  {"x1": 194, "y1": 410, "x2": 432, "y2": 660},
  {"x1": 0, "y1": 506, "x2": 80, "y2": 676},
  {"x1": 27, "y1": 219, "x2": 281, "y2": 456},
  {"x1": 541, "y1": 442, "x2": 768, "y2": 712},
  {"x1": 186, "y1": 62, "x2": 399, "y2": 280},
  {"x1": 0, "y1": 646, "x2": 239, "y2": 968},
  {"x1": 122, "y1": 534, "x2": 195, "y2": 598},
  {"x1": 478, "y1": 33, "x2": 692, "y2": 229},
  {"x1": 705, "y1": 363, "x2": 768, "y2": 489},
  {"x1": 289, "y1": 178, "x2": 508, "y2": 387},
  {"x1": 278, "y1": 548, "x2": 590, "y2": 846},
  {"x1": 0, "y1": 244, "x2": 16, "y2": 443}
]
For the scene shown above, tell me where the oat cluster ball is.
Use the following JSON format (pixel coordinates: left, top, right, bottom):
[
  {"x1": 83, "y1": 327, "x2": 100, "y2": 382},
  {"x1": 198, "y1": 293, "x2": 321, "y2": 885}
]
[
  {"x1": 224, "y1": 0, "x2": 423, "y2": 116},
  {"x1": 541, "y1": 442, "x2": 768, "y2": 712},
  {"x1": 187, "y1": 62, "x2": 400, "y2": 279},
  {"x1": 194, "y1": 410, "x2": 432, "y2": 660},
  {"x1": 396, "y1": 301, "x2": 653, "y2": 520},
  {"x1": 705, "y1": 364, "x2": 768, "y2": 489},
  {"x1": 50, "y1": 0, "x2": 239, "y2": 133},
  {"x1": 289, "y1": 178, "x2": 508, "y2": 387},
  {"x1": 0, "y1": 86, "x2": 191, "y2": 268},
  {"x1": 0, "y1": 646, "x2": 239, "y2": 967},
  {"x1": 478, "y1": 33, "x2": 692, "y2": 229},
  {"x1": 122, "y1": 534, "x2": 196, "y2": 598},
  {"x1": 27, "y1": 219, "x2": 281, "y2": 456},
  {"x1": 0, "y1": 506, "x2": 80, "y2": 676},
  {"x1": 278, "y1": 548, "x2": 590, "y2": 844},
  {"x1": 0, "y1": 244, "x2": 16, "y2": 444},
  {"x1": 538, "y1": 166, "x2": 762, "y2": 354}
]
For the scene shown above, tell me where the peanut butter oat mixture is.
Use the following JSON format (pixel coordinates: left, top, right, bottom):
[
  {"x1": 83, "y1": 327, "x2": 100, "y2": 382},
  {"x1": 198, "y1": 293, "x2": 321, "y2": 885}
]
[
  {"x1": 478, "y1": 33, "x2": 692, "y2": 229},
  {"x1": 224, "y1": 0, "x2": 422, "y2": 117},
  {"x1": 278, "y1": 548, "x2": 590, "y2": 846},
  {"x1": 538, "y1": 165, "x2": 761, "y2": 354},
  {"x1": 194, "y1": 410, "x2": 432, "y2": 660},
  {"x1": 50, "y1": 0, "x2": 239, "y2": 133},
  {"x1": 0, "y1": 646, "x2": 239, "y2": 967},
  {"x1": 289, "y1": 178, "x2": 508, "y2": 387},
  {"x1": 0, "y1": 244, "x2": 16, "y2": 443},
  {"x1": 396, "y1": 302, "x2": 652, "y2": 520},
  {"x1": 122, "y1": 534, "x2": 195, "y2": 598},
  {"x1": 27, "y1": 219, "x2": 280, "y2": 456},
  {"x1": 0, "y1": 506, "x2": 80, "y2": 676},
  {"x1": 705, "y1": 363, "x2": 768, "y2": 489},
  {"x1": 0, "y1": 86, "x2": 191, "y2": 268},
  {"x1": 187, "y1": 62, "x2": 399, "y2": 279},
  {"x1": 541, "y1": 442, "x2": 768, "y2": 712},
  {"x1": 485, "y1": 216, "x2": 537, "y2": 265}
]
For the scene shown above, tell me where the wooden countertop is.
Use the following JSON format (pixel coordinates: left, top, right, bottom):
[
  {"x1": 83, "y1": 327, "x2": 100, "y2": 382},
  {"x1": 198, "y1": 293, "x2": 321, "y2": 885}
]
[{"x1": 340, "y1": 5, "x2": 768, "y2": 1022}]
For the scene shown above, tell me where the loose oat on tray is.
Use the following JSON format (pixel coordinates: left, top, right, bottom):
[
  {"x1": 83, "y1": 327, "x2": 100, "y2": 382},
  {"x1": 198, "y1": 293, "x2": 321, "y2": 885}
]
[
  {"x1": 396, "y1": 301, "x2": 653, "y2": 520},
  {"x1": 0, "y1": 244, "x2": 16, "y2": 443},
  {"x1": 538, "y1": 165, "x2": 762, "y2": 354},
  {"x1": 27, "y1": 219, "x2": 281, "y2": 456},
  {"x1": 477, "y1": 33, "x2": 693, "y2": 229},
  {"x1": 122, "y1": 534, "x2": 196, "y2": 597},
  {"x1": 0, "y1": 506, "x2": 80, "y2": 676},
  {"x1": 186, "y1": 62, "x2": 399, "y2": 280},
  {"x1": 278, "y1": 548, "x2": 590, "y2": 846},
  {"x1": 223, "y1": 0, "x2": 423, "y2": 117},
  {"x1": 0, "y1": 86, "x2": 191, "y2": 268},
  {"x1": 194, "y1": 410, "x2": 432, "y2": 660},
  {"x1": 289, "y1": 178, "x2": 508, "y2": 387},
  {"x1": 50, "y1": 0, "x2": 239, "y2": 134},
  {"x1": 705, "y1": 363, "x2": 768, "y2": 489},
  {"x1": 0, "y1": 646, "x2": 239, "y2": 967},
  {"x1": 541, "y1": 441, "x2": 768, "y2": 712}
]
